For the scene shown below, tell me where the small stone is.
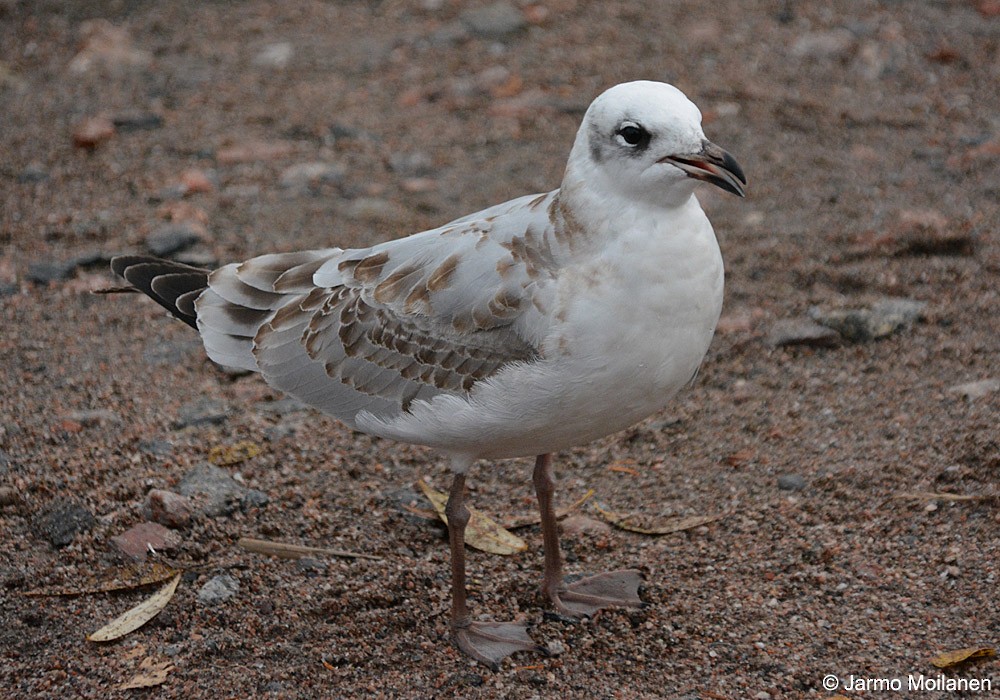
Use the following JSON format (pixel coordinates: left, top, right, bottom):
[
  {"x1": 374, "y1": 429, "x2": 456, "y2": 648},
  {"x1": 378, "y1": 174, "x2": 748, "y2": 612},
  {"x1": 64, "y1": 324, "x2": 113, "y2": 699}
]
[
  {"x1": 68, "y1": 19, "x2": 152, "y2": 74},
  {"x1": 177, "y1": 463, "x2": 246, "y2": 517},
  {"x1": 34, "y1": 500, "x2": 96, "y2": 547},
  {"x1": 768, "y1": 319, "x2": 841, "y2": 348},
  {"x1": 216, "y1": 140, "x2": 294, "y2": 165},
  {"x1": 146, "y1": 222, "x2": 204, "y2": 257},
  {"x1": 253, "y1": 42, "x2": 294, "y2": 69},
  {"x1": 388, "y1": 151, "x2": 435, "y2": 177},
  {"x1": 777, "y1": 474, "x2": 807, "y2": 491},
  {"x1": 294, "y1": 557, "x2": 326, "y2": 576},
  {"x1": 754, "y1": 692, "x2": 772, "y2": 700},
  {"x1": 197, "y1": 574, "x2": 239, "y2": 606},
  {"x1": 545, "y1": 640, "x2": 566, "y2": 656},
  {"x1": 560, "y1": 515, "x2": 612, "y2": 537},
  {"x1": 17, "y1": 165, "x2": 48, "y2": 183},
  {"x1": 279, "y1": 162, "x2": 346, "y2": 191},
  {"x1": 173, "y1": 399, "x2": 229, "y2": 429},
  {"x1": 179, "y1": 169, "x2": 215, "y2": 195},
  {"x1": 0, "y1": 486, "x2": 21, "y2": 507},
  {"x1": 137, "y1": 440, "x2": 174, "y2": 457},
  {"x1": 72, "y1": 116, "x2": 116, "y2": 149},
  {"x1": 344, "y1": 197, "x2": 409, "y2": 225},
  {"x1": 949, "y1": 379, "x2": 1000, "y2": 401},
  {"x1": 241, "y1": 489, "x2": 269, "y2": 511},
  {"x1": 26, "y1": 260, "x2": 75, "y2": 284},
  {"x1": 112, "y1": 112, "x2": 164, "y2": 132},
  {"x1": 810, "y1": 298, "x2": 927, "y2": 342},
  {"x1": 110, "y1": 521, "x2": 181, "y2": 561},
  {"x1": 460, "y1": 2, "x2": 527, "y2": 40},
  {"x1": 147, "y1": 489, "x2": 194, "y2": 528},
  {"x1": 874, "y1": 209, "x2": 976, "y2": 256},
  {"x1": 790, "y1": 29, "x2": 854, "y2": 59},
  {"x1": 64, "y1": 409, "x2": 120, "y2": 427}
]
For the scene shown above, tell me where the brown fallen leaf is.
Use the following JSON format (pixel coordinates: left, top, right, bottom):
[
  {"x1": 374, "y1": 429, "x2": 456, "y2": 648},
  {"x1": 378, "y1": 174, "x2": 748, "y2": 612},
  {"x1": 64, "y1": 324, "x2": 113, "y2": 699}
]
[
  {"x1": 119, "y1": 657, "x2": 174, "y2": 690},
  {"x1": 505, "y1": 489, "x2": 595, "y2": 529},
  {"x1": 208, "y1": 440, "x2": 261, "y2": 466},
  {"x1": 24, "y1": 562, "x2": 180, "y2": 597},
  {"x1": 87, "y1": 572, "x2": 181, "y2": 643},
  {"x1": 930, "y1": 646, "x2": 995, "y2": 669},
  {"x1": 417, "y1": 480, "x2": 527, "y2": 555},
  {"x1": 237, "y1": 537, "x2": 382, "y2": 561},
  {"x1": 592, "y1": 502, "x2": 723, "y2": 535}
]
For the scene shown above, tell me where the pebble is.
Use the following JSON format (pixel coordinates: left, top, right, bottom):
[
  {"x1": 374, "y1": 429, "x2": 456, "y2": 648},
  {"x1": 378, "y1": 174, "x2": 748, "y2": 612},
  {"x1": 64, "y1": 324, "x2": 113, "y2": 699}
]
[
  {"x1": 344, "y1": 197, "x2": 410, "y2": 225},
  {"x1": 790, "y1": 29, "x2": 854, "y2": 59},
  {"x1": 17, "y1": 165, "x2": 49, "y2": 183},
  {"x1": 137, "y1": 440, "x2": 174, "y2": 457},
  {"x1": 68, "y1": 19, "x2": 152, "y2": 74},
  {"x1": 197, "y1": 574, "x2": 240, "y2": 606},
  {"x1": 560, "y1": 515, "x2": 612, "y2": 536},
  {"x1": 34, "y1": 499, "x2": 96, "y2": 547},
  {"x1": 146, "y1": 222, "x2": 203, "y2": 257},
  {"x1": 64, "y1": 409, "x2": 120, "y2": 427},
  {"x1": 873, "y1": 208, "x2": 976, "y2": 257},
  {"x1": 147, "y1": 489, "x2": 194, "y2": 528},
  {"x1": 26, "y1": 261, "x2": 75, "y2": 284},
  {"x1": 216, "y1": 140, "x2": 294, "y2": 165},
  {"x1": 176, "y1": 463, "x2": 267, "y2": 517},
  {"x1": 279, "y1": 162, "x2": 346, "y2": 191},
  {"x1": 253, "y1": 42, "x2": 294, "y2": 69},
  {"x1": 110, "y1": 521, "x2": 181, "y2": 561},
  {"x1": 179, "y1": 169, "x2": 215, "y2": 195},
  {"x1": 112, "y1": 112, "x2": 164, "y2": 132},
  {"x1": 810, "y1": 298, "x2": 927, "y2": 342},
  {"x1": 172, "y1": 399, "x2": 229, "y2": 429},
  {"x1": 72, "y1": 116, "x2": 116, "y2": 149},
  {"x1": 777, "y1": 474, "x2": 807, "y2": 491},
  {"x1": 294, "y1": 557, "x2": 327, "y2": 576},
  {"x1": 0, "y1": 486, "x2": 21, "y2": 507},
  {"x1": 460, "y1": 2, "x2": 527, "y2": 40},
  {"x1": 767, "y1": 319, "x2": 841, "y2": 348},
  {"x1": 948, "y1": 378, "x2": 999, "y2": 401}
]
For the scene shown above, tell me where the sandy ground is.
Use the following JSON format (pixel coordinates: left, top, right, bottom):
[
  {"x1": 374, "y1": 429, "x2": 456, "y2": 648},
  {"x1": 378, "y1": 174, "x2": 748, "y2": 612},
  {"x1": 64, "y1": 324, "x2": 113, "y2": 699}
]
[{"x1": 2, "y1": 1, "x2": 999, "y2": 698}]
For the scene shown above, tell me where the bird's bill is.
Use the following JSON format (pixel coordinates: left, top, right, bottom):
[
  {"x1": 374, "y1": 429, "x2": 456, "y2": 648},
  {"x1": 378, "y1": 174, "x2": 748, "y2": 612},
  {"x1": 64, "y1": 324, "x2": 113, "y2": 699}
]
[{"x1": 660, "y1": 140, "x2": 747, "y2": 197}]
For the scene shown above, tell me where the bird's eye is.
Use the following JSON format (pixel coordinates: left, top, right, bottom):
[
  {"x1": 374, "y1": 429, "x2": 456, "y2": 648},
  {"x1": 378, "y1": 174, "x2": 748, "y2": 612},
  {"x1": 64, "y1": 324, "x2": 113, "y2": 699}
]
[{"x1": 616, "y1": 123, "x2": 649, "y2": 149}]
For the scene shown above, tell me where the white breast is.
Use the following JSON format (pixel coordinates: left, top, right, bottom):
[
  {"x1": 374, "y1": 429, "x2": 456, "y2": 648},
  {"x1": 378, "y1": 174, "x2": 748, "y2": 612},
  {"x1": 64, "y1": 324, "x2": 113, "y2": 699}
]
[{"x1": 356, "y1": 195, "x2": 723, "y2": 462}]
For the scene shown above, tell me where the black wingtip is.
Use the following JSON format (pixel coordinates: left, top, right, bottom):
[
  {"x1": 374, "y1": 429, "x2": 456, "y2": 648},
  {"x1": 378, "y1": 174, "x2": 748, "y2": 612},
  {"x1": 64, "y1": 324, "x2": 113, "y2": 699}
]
[{"x1": 110, "y1": 255, "x2": 209, "y2": 329}]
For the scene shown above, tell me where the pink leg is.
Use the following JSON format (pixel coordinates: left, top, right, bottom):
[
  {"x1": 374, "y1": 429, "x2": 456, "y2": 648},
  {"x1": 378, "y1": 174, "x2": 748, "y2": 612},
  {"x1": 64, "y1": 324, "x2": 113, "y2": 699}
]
[
  {"x1": 533, "y1": 454, "x2": 643, "y2": 617},
  {"x1": 445, "y1": 472, "x2": 545, "y2": 669}
]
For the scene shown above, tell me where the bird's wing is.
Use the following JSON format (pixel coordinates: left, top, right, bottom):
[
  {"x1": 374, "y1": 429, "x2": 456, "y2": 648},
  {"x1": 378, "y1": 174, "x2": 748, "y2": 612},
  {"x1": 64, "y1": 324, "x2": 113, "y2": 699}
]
[{"x1": 195, "y1": 191, "x2": 560, "y2": 427}]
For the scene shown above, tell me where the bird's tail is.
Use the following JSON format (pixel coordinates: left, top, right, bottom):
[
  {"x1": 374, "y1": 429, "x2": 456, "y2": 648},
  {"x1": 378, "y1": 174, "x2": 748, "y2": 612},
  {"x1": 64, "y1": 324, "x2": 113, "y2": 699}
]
[{"x1": 109, "y1": 256, "x2": 209, "y2": 329}]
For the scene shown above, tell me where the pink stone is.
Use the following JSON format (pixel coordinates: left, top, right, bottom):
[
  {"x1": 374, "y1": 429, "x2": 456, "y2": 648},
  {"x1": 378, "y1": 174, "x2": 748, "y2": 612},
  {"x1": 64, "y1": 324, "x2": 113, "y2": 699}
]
[
  {"x1": 147, "y1": 489, "x2": 193, "y2": 528},
  {"x1": 111, "y1": 521, "x2": 181, "y2": 561}
]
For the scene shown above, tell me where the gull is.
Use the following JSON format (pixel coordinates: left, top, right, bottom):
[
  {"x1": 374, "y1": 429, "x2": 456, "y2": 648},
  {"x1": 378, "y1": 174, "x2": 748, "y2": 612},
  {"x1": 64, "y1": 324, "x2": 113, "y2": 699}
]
[{"x1": 109, "y1": 80, "x2": 746, "y2": 669}]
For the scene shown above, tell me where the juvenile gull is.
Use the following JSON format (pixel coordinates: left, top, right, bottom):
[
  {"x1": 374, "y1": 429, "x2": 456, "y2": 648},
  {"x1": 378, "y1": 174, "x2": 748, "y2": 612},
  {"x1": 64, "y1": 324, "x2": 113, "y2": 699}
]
[{"x1": 109, "y1": 80, "x2": 746, "y2": 668}]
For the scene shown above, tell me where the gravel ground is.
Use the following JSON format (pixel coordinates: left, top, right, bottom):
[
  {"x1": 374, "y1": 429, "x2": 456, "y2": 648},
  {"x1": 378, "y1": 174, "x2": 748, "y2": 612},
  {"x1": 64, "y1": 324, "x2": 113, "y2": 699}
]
[{"x1": 2, "y1": 1, "x2": 999, "y2": 698}]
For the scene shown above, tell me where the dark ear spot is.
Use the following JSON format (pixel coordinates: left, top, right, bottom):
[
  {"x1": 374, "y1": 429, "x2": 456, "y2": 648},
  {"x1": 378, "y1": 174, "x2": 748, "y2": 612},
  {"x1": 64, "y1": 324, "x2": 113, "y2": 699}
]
[{"x1": 588, "y1": 121, "x2": 605, "y2": 163}]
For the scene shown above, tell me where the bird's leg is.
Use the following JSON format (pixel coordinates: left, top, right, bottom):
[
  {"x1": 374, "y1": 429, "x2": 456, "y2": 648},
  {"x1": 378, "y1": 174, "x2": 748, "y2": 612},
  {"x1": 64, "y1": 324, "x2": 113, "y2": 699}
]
[
  {"x1": 445, "y1": 471, "x2": 545, "y2": 670},
  {"x1": 533, "y1": 453, "x2": 644, "y2": 618}
]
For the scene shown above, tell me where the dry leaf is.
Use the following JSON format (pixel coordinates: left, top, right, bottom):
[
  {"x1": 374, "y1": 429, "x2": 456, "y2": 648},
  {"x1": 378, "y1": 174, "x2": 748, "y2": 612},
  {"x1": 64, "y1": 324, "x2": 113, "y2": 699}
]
[
  {"x1": 417, "y1": 480, "x2": 527, "y2": 555},
  {"x1": 119, "y1": 657, "x2": 174, "y2": 689},
  {"x1": 87, "y1": 572, "x2": 181, "y2": 642},
  {"x1": 24, "y1": 562, "x2": 180, "y2": 597},
  {"x1": 208, "y1": 440, "x2": 261, "y2": 466},
  {"x1": 238, "y1": 537, "x2": 381, "y2": 561},
  {"x1": 930, "y1": 646, "x2": 995, "y2": 669},
  {"x1": 593, "y1": 502, "x2": 723, "y2": 535},
  {"x1": 505, "y1": 489, "x2": 595, "y2": 529}
]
